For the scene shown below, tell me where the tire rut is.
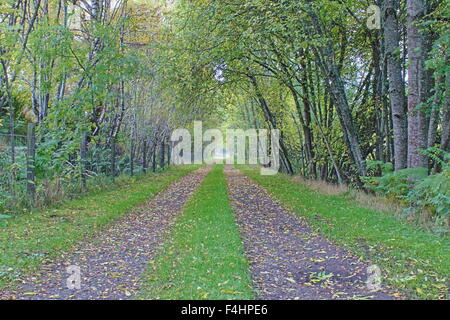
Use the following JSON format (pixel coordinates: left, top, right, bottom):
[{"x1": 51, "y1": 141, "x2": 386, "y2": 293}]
[
  {"x1": 2, "y1": 166, "x2": 211, "y2": 300},
  {"x1": 225, "y1": 166, "x2": 396, "y2": 300}
]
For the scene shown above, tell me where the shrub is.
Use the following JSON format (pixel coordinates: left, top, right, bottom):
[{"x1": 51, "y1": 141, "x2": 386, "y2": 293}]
[
  {"x1": 363, "y1": 149, "x2": 450, "y2": 224},
  {"x1": 362, "y1": 167, "x2": 428, "y2": 199}
]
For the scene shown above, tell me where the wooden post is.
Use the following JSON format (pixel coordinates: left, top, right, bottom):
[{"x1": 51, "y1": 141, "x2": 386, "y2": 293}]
[
  {"x1": 80, "y1": 132, "x2": 87, "y2": 191},
  {"x1": 130, "y1": 139, "x2": 134, "y2": 176},
  {"x1": 26, "y1": 123, "x2": 36, "y2": 203},
  {"x1": 159, "y1": 140, "x2": 165, "y2": 169},
  {"x1": 111, "y1": 137, "x2": 116, "y2": 178},
  {"x1": 167, "y1": 141, "x2": 171, "y2": 166},
  {"x1": 142, "y1": 140, "x2": 148, "y2": 173},
  {"x1": 152, "y1": 148, "x2": 156, "y2": 172}
]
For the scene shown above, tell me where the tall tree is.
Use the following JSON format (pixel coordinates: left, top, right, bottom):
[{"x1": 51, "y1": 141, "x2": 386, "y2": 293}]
[
  {"x1": 406, "y1": 0, "x2": 428, "y2": 168},
  {"x1": 383, "y1": 0, "x2": 407, "y2": 170}
]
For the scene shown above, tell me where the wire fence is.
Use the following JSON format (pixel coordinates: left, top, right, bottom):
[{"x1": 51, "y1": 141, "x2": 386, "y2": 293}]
[
  {"x1": 1, "y1": 133, "x2": 32, "y2": 212},
  {"x1": 0, "y1": 133, "x2": 27, "y2": 152},
  {"x1": 0, "y1": 129, "x2": 173, "y2": 214}
]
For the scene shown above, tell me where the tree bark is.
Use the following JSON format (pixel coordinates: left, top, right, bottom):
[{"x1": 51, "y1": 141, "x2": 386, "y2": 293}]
[
  {"x1": 440, "y1": 95, "x2": 450, "y2": 152},
  {"x1": 305, "y1": 8, "x2": 367, "y2": 176},
  {"x1": 299, "y1": 72, "x2": 317, "y2": 177},
  {"x1": 406, "y1": 0, "x2": 428, "y2": 168},
  {"x1": 249, "y1": 74, "x2": 294, "y2": 174},
  {"x1": 383, "y1": 0, "x2": 408, "y2": 170},
  {"x1": 289, "y1": 85, "x2": 315, "y2": 177},
  {"x1": 427, "y1": 75, "x2": 443, "y2": 148}
]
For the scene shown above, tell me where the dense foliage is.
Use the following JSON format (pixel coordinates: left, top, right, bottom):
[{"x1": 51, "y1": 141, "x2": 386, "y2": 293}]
[
  {"x1": 153, "y1": 0, "x2": 449, "y2": 226},
  {"x1": 0, "y1": 0, "x2": 184, "y2": 212},
  {"x1": 0, "y1": 0, "x2": 449, "y2": 228}
]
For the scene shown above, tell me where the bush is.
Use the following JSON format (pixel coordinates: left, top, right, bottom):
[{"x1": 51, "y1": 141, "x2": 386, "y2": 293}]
[
  {"x1": 405, "y1": 170, "x2": 450, "y2": 218},
  {"x1": 362, "y1": 167, "x2": 428, "y2": 199},
  {"x1": 363, "y1": 149, "x2": 450, "y2": 224}
]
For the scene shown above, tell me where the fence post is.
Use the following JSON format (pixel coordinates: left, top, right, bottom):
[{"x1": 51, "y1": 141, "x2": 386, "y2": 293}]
[
  {"x1": 80, "y1": 132, "x2": 87, "y2": 191},
  {"x1": 26, "y1": 123, "x2": 36, "y2": 203},
  {"x1": 152, "y1": 148, "x2": 156, "y2": 172},
  {"x1": 143, "y1": 139, "x2": 148, "y2": 173},
  {"x1": 167, "y1": 141, "x2": 171, "y2": 166},
  {"x1": 111, "y1": 137, "x2": 116, "y2": 178},
  {"x1": 159, "y1": 140, "x2": 165, "y2": 169},
  {"x1": 130, "y1": 138, "x2": 135, "y2": 176}
]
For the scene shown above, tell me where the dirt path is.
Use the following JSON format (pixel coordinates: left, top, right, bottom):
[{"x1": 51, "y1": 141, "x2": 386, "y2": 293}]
[
  {"x1": 225, "y1": 166, "x2": 395, "y2": 300},
  {"x1": 2, "y1": 166, "x2": 210, "y2": 300}
]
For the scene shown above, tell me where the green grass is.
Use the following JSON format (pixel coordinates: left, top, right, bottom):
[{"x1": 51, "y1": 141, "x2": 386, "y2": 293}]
[
  {"x1": 139, "y1": 165, "x2": 255, "y2": 300},
  {"x1": 239, "y1": 166, "x2": 449, "y2": 300},
  {"x1": 0, "y1": 165, "x2": 199, "y2": 289}
]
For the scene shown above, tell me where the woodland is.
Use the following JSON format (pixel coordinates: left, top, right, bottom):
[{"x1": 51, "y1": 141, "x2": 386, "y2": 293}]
[{"x1": 0, "y1": 0, "x2": 448, "y2": 301}]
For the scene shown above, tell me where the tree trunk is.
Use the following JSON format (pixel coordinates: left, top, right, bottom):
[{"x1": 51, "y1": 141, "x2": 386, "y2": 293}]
[
  {"x1": 371, "y1": 29, "x2": 386, "y2": 163},
  {"x1": 291, "y1": 112, "x2": 307, "y2": 177},
  {"x1": 383, "y1": 0, "x2": 408, "y2": 170},
  {"x1": 440, "y1": 95, "x2": 450, "y2": 152},
  {"x1": 298, "y1": 78, "x2": 317, "y2": 177},
  {"x1": 320, "y1": 65, "x2": 367, "y2": 177},
  {"x1": 1, "y1": 61, "x2": 15, "y2": 164},
  {"x1": 406, "y1": 0, "x2": 428, "y2": 168},
  {"x1": 306, "y1": 10, "x2": 367, "y2": 176},
  {"x1": 249, "y1": 74, "x2": 294, "y2": 174},
  {"x1": 427, "y1": 75, "x2": 443, "y2": 148}
]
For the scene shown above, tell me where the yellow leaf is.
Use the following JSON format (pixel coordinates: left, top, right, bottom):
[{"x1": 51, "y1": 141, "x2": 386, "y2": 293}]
[{"x1": 286, "y1": 277, "x2": 296, "y2": 283}]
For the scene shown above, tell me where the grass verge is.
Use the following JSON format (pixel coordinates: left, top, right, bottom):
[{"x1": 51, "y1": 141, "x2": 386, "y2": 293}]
[
  {"x1": 239, "y1": 166, "x2": 449, "y2": 300},
  {"x1": 0, "y1": 165, "x2": 198, "y2": 289},
  {"x1": 138, "y1": 165, "x2": 255, "y2": 300}
]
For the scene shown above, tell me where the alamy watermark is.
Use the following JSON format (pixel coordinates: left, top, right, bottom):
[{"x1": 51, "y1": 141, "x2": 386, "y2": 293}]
[
  {"x1": 170, "y1": 121, "x2": 280, "y2": 175},
  {"x1": 366, "y1": 264, "x2": 382, "y2": 291},
  {"x1": 367, "y1": 5, "x2": 381, "y2": 30},
  {"x1": 66, "y1": 265, "x2": 81, "y2": 290}
]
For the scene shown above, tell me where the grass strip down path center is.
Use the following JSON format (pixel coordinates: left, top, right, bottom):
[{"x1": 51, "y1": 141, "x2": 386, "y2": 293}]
[{"x1": 139, "y1": 165, "x2": 255, "y2": 300}]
